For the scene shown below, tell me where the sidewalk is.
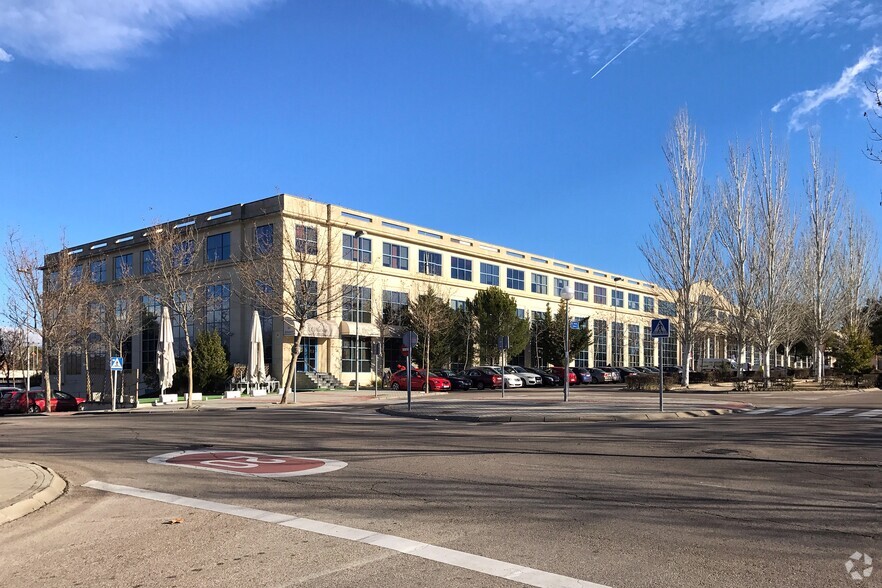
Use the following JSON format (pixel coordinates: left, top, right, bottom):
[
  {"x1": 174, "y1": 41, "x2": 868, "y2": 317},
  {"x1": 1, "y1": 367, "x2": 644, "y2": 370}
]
[{"x1": 0, "y1": 459, "x2": 66, "y2": 525}]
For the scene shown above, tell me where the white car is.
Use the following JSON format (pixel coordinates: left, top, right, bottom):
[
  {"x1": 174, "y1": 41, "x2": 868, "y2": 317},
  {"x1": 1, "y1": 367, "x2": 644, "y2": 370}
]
[
  {"x1": 481, "y1": 366, "x2": 524, "y2": 388},
  {"x1": 503, "y1": 365, "x2": 542, "y2": 386}
]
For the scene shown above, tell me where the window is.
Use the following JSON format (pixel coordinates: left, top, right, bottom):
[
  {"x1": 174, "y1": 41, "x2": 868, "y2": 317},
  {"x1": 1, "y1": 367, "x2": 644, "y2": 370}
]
[
  {"x1": 141, "y1": 250, "x2": 155, "y2": 275},
  {"x1": 114, "y1": 254, "x2": 132, "y2": 280},
  {"x1": 256, "y1": 224, "x2": 274, "y2": 254},
  {"x1": 531, "y1": 273, "x2": 547, "y2": 294},
  {"x1": 205, "y1": 283, "x2": 231, "y2": 344},
  {"x1": 451, "y1": 300, "x2": 467, "y2": 311},
  {"x1": 90, "y1": 259, "x2": 106, "y2": 283},
  {"x1": 343, "y1": 234, "x2": 371, "y2": 263},
  {"x1": 628, "y1": 324, "x2": 640, "y2": 366},
  {"x1": 662, "y1": 325, "x2": 678, "y2": 367},
  {"x1": 531, "y1": 310, "x2": 546, "y2": 322},
  {"x1": 382, "y1": 290, "x2": 409, "y2": 324},
  {"x1": 171, "y1": 292, "x2": 194, "y2": 357},
  {"x1": 594, "y1": 286, "x2": 607, "y2": 305},
  {"x1": 575, "y1": 282, "x2": 588, "y2": 301},
  {"x1": 418, "y1": 250, "x2": 442, "y2": 276},
  {"x1": 659, "y1": 301, "x2": 677, "y2": 317},
  {"x1": 611, "y1": 289, "x2": 624, "y2": 308},
  {"x1": 628, "y1": 293, "x2": 640, "y2": 311},
  {"x1": 594, "y1": 319, "x2": 607, "y2": 366},
  {"x1": 516, "y1": 309, "x2": 525, "y2": 319},
  {"x1": 382, "y1": 242, "x2": 409, "y2": 270},
  {"x1": 644, "y1": 296, "x2": 655, "y2": 314},
  {"x1": 295, "y1": 280, "x2": 318, "y2": 319},
  {"x1": 173, "y1": 240, "x2": 194, "y2": 268},
  {"x1": 71, "y1": 264, "x2": 82, "y2": 284},
  {"x1": 206, "y1": 232, "x2": 231, "y2": 262},
  {"x1": 611, "y1": 322, "x2": 624, "y2": 365},
  {"x1": 341, "y1": 337, "x2": 371, "y2": 373},
  {"x1": 575, "y1": 350, "x2": 591, "y2": 368},
  {"x1": 643, "y1": 327, "x2": 655, "y2": 366},
  {"x1": 451, "y1": 256, "x2": 472, "y2": 281},
  {"x1": 553, "y1": 278, "x2": 569, "y2": 297},
  {"x1": 64, "y1": 352, "x2": 82, "y2": 376},
  {"x1": 480, "y1": 262, "x2": 499, "y2": 286},
  {"x1": 507, "y1": 268, "x2": 524, "y2": 290},
  {"x1": 140, "y1": 295, "x2": 161, "y2": 373},
  {"x1": 295, "y1": 224, "x2": 318, "y2": 255},
  {"x1": 342, "y1": 285, "x2": 371, "y2": 323}
]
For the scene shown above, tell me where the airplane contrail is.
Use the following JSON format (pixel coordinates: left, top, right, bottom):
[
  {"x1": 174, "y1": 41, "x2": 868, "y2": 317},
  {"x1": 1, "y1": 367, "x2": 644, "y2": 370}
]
[{"x1": 590, "y1": 26, "x2": 653, "y2": 80}]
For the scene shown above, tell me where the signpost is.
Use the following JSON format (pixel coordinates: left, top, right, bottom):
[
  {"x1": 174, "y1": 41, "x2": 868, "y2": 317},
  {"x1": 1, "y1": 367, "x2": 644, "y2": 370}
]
[
  {"x1": 651, "y1": 319, "x2": 670, "y2": 412},
  {"x1": 110, "y1": 356, "x2": 123, "y2": 411},
  {"x1": 498, "y1": 336, "x2": 509, "y2": 398},
  {"x1": 371, "y1": 340, "x2": 382, "y2": 398},
  {"x1": 402, "y1": 331, "x2": 418, "y2": 411}
]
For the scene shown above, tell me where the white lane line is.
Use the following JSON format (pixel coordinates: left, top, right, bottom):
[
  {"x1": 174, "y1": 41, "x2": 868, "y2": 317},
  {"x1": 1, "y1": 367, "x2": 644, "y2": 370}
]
[
  {"x1": 83, "y1": 480, "x2": 608, "y2": 588},
  {"x1": 852, "y1": 409, "x2": 882, "y2": 418},
  {"x1": 745, "y1": 408, "x2": 784, "y2": 415},
  {"x1": 778, "y1": 407, "x2": 818, "y2": 416},
  {"x1": 817, "y1": 408, "x2": 855, "y2": 416}
]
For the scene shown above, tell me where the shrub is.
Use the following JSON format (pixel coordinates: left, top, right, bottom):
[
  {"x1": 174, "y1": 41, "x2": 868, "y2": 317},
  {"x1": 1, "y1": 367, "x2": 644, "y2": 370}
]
[{"x1": 192, "y1": 330, "x2": 229, "y2": 393}]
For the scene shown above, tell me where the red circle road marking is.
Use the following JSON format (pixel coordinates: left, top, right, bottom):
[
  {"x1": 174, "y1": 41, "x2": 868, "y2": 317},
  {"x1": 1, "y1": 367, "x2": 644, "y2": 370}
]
[{"x1": 147, "y1": 451, "x2": 347, "y2": 477}]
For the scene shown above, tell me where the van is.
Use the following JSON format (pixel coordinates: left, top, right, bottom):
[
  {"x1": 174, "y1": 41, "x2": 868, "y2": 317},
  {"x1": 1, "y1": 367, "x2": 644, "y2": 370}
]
[{"x1": 696, "y1": 358, "x2": 737, "y2": 372}]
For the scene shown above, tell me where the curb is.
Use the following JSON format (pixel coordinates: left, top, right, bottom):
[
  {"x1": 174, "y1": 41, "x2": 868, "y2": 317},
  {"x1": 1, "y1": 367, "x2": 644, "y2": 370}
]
[
  {"x1": 377, "y1": 405, "x2": 751, "y2": 423},
  {"x1": 0, "y1": 463, "x2": 67, "y2": 525}
]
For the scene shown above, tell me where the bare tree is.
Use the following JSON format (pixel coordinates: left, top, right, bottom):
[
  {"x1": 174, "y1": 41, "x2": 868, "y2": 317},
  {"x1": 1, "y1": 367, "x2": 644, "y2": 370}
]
[
  {"x1": 0, "y1": 328, "x2": 25, "y2": 385},
  {"x1": 801, "y1": 135, "x2": 845, "y2": 382},
  {"x1": 141, "y1": 222, "x2": 215, "y2": 408},
  {"x1": 89, "y1": 269, "x2": 142, "y2": 404},
  {"x1": 406, "y1": 285, "x2": 450, "y2": 392},
  {"x1": 640, "y1": 109, "x2": 717, "y2": 387},
  {"x1": 239, "y1": 200, "x2": 357, "y2": 403},
  {"x1": 751, "y1": 132, "x2": 797, "y2": 386},
  {"x1": 864, "y1": 82, "x2": 882, "y2": 167},
  {"x1": 714, "y1": 141, "x2": 758, "y2": 378},
  {"x1": 838, "y1": 205, "x2": 879, "y2": 334}
]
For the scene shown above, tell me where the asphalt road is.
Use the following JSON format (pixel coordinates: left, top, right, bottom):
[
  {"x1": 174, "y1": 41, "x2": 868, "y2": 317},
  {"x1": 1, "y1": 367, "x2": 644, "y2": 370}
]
[{"x1": 0, "y1": 388, "x2": 879, "y2": 588}]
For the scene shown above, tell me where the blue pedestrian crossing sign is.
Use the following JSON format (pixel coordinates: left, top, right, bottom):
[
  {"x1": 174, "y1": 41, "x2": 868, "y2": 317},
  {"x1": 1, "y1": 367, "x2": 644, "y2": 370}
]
[
  {"x1": 110, "y1": 356, "x2": 124, "y2": 371},
  {"x1": 570, "y1": 320, "x2": 579, "y2": 329},
  {"x1": 651, "y1": 318, "x2": 670, "y2": 339}
]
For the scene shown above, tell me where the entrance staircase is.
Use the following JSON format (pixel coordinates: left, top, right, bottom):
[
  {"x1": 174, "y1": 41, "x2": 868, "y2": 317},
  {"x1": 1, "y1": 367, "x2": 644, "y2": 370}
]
[{"x1": 296, "y1": 371, "x2": 342, "y2": 390}]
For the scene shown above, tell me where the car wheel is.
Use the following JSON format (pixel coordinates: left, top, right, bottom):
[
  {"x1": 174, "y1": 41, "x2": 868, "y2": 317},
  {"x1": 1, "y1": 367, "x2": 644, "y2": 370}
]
[
  {"x1": 27, "y1": 404, "x2": 41, "y2": 414},
  {"x1": 476, "y1": 381, "x2": 485, "y2": 390},
  {"x1": 391, "y1": 382, "x2": 400, "y2": 391},
  {"x1": 76, "y1": 403, "x2": 85, "y2": 411}
]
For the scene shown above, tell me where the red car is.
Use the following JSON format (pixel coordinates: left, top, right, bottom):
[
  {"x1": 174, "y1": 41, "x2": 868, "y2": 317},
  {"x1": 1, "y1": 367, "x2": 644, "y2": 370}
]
[
  {"x1": 548, "y1": 367, "x2": 578, "y2": 385},
  {"x1": 389, "y1": 370, "x2": 451, "y2": 391},
  {"x1": 0, "y1": 390, "x2": 86, "y2": 414}
]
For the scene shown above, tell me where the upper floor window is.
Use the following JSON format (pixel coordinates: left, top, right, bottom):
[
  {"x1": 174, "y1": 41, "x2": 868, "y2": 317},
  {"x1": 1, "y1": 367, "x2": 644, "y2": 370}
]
[
  {"x1": 173, "y1": 240, "x2": 194, "y2": 268},
  {"x1": 419, "y1": 250, "x2": 442, "y2": 276},
  {"x1": 382, "y1": 242, "x2": 409, "y2": 270},
  {"x1": 451, "y1": 300, "x2": 467, "y2": 311},
  {"x1": 516, "y1": 308, "x2": 525, "y2": 319},
  {"x1": 644, "y1": 296, "x2": 655, "y2": 314},
  {"x1": 531, "y1": 310, "x2": 546, "y2": 322},
  {"x1": 451, "y1": 256, "x2": 472, "y2": 281},
  {"x1": 574, "y1": 282, "x2": 588, "y2": 301},
  {"x1": 507, "y1": 268, "x2": 524, "y2": 290},
  {"x1": 295, "y1": 280, "x2": 318, "y2": 319},
  {"x1": 480, "y1": 262, "x2": 499, "y2": 286},
  {"x1": 141, "y1": 250, "x2": 156, "y2": 275},
  {"x1": 594, "y1": 286, "x2": 607, "y2": 305},
  {"x1": 90, "y1": 259, "x2": 106, "y2": 283},
  {"x1": 554, "y1": 277, "x2": 569, "y2": 297},
  {"x1": 114, "y1": 254, "x2": 132, "y2": 280},
  {"x1": 295, "y1": 224, "x2": 318, "y2": 255},
  {"x1": 256, "y1": 224, "x2": 274, "y2": 255},
  {"x1": 342, "y1": 285, "x2": 371, "y2": 322},
  {"x1": 382, "y1": 290, "x2": 409, "y2": 324},
  {"x1": 206, "y1": 232, "x2": 230, "y2": 262},
  {"x1": 71, "y1": 264, "x2": 83, "y2": 284},
  {"x1": 659, "y1": 300, "x2": 677, "y2": 317},
  {"x1": 611, "y1": 289, "x2": 624, "y2": 308},
  {"x1": 343, "y1": 233, "x2": 371, "y2": 263},
  {"x1": 531, "y1": 273, "x2": 547, "y2": 295},
  {"x1": 628, "y1": 293, "x2": 640, "y2": 310}
]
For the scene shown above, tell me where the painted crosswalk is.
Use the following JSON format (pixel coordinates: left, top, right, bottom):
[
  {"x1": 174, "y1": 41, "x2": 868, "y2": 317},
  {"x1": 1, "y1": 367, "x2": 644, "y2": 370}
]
[{"x1": 743, "y1": 407, "x2": 882, "y2": 418}]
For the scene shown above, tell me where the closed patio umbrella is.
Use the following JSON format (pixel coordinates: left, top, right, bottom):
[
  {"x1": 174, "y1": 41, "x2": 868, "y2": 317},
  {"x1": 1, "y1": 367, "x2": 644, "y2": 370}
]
[
  {"x1": 157, "y1": 306, "x2": 175, "y2": 393},
  {"x1": 247, "y1": 310, "x2": 265, "y2": 384}
]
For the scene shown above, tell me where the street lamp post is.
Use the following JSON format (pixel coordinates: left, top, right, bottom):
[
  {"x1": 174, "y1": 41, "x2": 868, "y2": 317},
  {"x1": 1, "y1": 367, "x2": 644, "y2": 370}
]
[
  {"x1": 613, "y1": 277, "x2": 623, "y2": 366},
  {"x1": 560, "y1": 285, "x2": 574, "y2": 402},
  {"x1": 353, "y1": 230, "x2": 365, "y2": 393}
]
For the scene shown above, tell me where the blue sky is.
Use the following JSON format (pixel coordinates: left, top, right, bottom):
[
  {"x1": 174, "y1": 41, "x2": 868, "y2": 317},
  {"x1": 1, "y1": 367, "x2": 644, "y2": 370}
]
[{"x1": 1, "y1": 0, "x2": 881, "y2": 283}]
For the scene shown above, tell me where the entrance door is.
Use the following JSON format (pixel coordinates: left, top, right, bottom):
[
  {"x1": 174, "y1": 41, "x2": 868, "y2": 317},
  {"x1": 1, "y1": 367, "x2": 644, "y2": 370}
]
[{"x1": 297, "y1": 338, "x2": 319, "y2": 372}]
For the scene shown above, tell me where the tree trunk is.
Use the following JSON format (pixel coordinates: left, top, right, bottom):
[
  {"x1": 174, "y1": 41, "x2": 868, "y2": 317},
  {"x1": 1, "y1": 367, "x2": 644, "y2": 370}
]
[
  {"x1": 84, "y1": 346, "x2": 92, "y2": 400},
  {"x1": 424, "y1": 333, "x2": 431, "y2": 394},
  {"x1": 681, "y1": 340, "x2": 691, "y2": 388},
  {"x1": 186, "y1": 348, "x2": 194, "y2": 409},
  {"x1": 817, "y1": 346, "x2": 824, "y2": 382},
  {"x1": 763, "y1": 349, "x2": 771, "y2": 389}
]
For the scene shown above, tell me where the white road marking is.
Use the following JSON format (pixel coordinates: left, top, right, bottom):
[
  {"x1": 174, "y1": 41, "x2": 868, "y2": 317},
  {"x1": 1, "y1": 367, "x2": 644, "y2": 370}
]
[
  {"x1": 853, "y1": 409, "x2": 882, "y2": 418},
  {"x1": 778, "y1": 407, "x2": 818, "y2": 416},
  {"x1": 746, "y1": 408, "x2": 784, "y2": 415},
  {"x1": 817, "y1": 408, "x2": 855, "y2": 416},
  {"x1": 83, "y1": 480, "x2": 609, "y2": 588},
  {"x1": 147, "y1": 450, "x2": 348, "y2": 478}
]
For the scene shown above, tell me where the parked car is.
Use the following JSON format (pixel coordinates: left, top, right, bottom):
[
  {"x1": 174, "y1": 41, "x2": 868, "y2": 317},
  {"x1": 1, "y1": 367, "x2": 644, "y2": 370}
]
[
  {"x1": 613, "y1": 367, "x2": 641, "y2": 382},
  {"x1": 588, "y1": 368, "x2": 616, "y2": 383},
  {"x1": 0, "y1": 387, "x2": 21, "y2": 414},
  {"x1": 600, "y1": 367, "x2": 622, "y2": 383},
  {"x1": 436, "y1": 369, "x2": 472, "y2": 390},
  {"x1": 696, "y1": 358, "x2": 737, "y2": 372},
  {"x1": 483, "y1": 367, "x2": 524, "y2": 388},
  {"x1": 389, "y1": 370, "x2": 451, "y2": 392},
  {"x1": 570, "y1": 367, "x2": 593, "y2": 384},
  {"x1": 1, "y1": 390, "x2": 85, "y2": 414},
  {"x1": 547, "y1": 366, "x2": 578, "y2": 385},
  {"x1": 522, "y1": 367, "x2": 562, "y2": 387},
  {"x1": 503, "y1": 365, "x2": 542, "y2": 387},
  {"x1": 460, "y1": 367, "x2": 503, "y2": 390}
]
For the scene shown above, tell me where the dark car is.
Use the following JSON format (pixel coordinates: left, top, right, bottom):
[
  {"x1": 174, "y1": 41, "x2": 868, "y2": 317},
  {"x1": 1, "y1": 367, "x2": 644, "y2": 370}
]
[
  {"x1": 437, "y1": 369, "x2": 472, "y2": 391},
  {"x1": 613, "y1": 367, "x2": 641, "y2": 382},
  {"x1": 588, "y1": 368, "x2": 615, "y2": 383},
  {"x1": 547, "y1": 366, "x2": 578, "y2": 385},
  {"x1": 523, "y1": 367, "x2": 562, "y2": 387},
  {"x1": 461, "y1": 367, "x2": 503, "y2": 390},
  {"x1": 571, "y1": 367, "x2": 593, "y2": 384}
]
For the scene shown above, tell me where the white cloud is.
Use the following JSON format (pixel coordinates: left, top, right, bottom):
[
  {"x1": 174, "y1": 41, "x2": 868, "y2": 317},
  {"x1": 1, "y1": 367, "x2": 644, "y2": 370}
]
[
  {"x1": 772, "y1": 46, "x2": 882, "y2": 131},
  {"x1": 0, "y1": 0, "x2": 276, "y2": 69},
  {"x1": 0, "y1": 47, "x2": 12, "y2": 62}
]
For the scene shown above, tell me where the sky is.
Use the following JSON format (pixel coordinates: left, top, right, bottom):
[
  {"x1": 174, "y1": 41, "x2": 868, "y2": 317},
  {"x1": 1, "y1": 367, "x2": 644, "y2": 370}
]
[{"x1": 1, "y1": 0, "x2": 881, "y2": 285}]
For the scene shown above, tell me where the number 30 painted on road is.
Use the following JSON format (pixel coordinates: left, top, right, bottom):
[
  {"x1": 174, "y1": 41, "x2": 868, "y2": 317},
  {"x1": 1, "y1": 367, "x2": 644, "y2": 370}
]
[{"x1": 148, "y1": 450, "x2": 347, "y2": 478}]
